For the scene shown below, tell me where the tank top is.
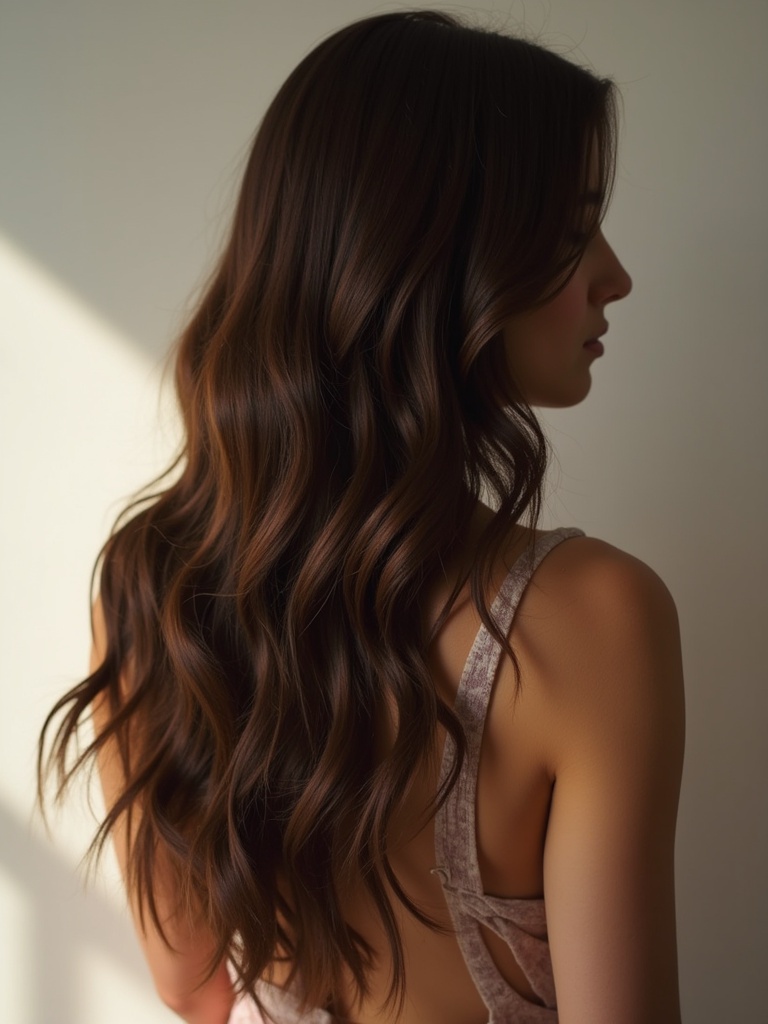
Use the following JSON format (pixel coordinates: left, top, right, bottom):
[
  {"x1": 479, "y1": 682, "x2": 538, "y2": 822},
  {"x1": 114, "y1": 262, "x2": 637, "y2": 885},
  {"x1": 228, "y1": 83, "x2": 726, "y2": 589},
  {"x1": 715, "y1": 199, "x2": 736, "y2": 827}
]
[
  {"x1": 432, "y1": 525, "x2": 585, "y2": 1022},
  {"x1": 228, "y1": 526, "x2": 585, "y2": 1023}
]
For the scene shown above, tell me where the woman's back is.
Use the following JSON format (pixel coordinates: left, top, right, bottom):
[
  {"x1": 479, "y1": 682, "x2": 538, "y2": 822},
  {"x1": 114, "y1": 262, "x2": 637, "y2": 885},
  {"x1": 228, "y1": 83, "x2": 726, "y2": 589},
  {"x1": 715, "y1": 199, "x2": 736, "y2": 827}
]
[{"x1": 237, "y1": 509, "x2": 684, "y2": 1023}]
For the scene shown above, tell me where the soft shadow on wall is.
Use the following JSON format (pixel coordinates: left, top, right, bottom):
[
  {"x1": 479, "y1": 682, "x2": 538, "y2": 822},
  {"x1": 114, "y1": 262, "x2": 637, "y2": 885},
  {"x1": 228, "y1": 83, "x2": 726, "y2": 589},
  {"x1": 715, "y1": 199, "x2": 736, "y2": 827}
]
[{"x1": 0, "y1": 800, "x2": 165, "y2": 1024}]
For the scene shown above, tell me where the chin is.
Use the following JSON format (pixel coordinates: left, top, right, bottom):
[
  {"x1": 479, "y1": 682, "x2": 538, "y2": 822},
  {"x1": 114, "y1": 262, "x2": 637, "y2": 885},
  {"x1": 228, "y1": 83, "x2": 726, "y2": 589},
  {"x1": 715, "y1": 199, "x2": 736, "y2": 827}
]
[{"x1": 531, "y1": 378, "x2": 593, "y2": 408}]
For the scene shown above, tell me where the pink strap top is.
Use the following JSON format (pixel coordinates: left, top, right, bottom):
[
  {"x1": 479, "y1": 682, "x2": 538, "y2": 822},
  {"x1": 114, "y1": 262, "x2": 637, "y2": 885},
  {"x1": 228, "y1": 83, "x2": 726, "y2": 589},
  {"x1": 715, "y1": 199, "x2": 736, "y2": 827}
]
[
  {"x1": 432, "y1": 526, "x2": 584, "y2": 1022},
  {"x1": 228, "y1": 526, "x2": 583, "y2": 1023}
]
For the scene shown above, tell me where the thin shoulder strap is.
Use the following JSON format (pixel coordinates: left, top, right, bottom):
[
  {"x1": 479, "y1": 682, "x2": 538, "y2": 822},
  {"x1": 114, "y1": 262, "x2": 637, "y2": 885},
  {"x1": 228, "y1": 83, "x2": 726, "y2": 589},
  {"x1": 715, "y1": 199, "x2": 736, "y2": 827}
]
[{"x1": 434, "y1": 526, "x2": 586, "y2": 893}]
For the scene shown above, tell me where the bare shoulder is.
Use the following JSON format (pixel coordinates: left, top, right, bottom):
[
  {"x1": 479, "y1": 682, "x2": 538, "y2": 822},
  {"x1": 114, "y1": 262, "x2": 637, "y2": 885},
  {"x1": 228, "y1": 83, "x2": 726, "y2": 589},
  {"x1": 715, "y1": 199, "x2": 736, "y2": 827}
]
[
  {"x1": 504, "y1": 533, "x2": 685, "y2": 778},
  {"x1": 520, "y1": 532, "x2": 684, "y2": 675},
  {"x1": 90, "y1": 591, "x2": 108, "y2": 667},
  {"x1": 515, "y1": 534, "x2": 686, "y2": 1022},
  {"x1": 522, "y1": 532, "x2": 679, "y2": 620}
]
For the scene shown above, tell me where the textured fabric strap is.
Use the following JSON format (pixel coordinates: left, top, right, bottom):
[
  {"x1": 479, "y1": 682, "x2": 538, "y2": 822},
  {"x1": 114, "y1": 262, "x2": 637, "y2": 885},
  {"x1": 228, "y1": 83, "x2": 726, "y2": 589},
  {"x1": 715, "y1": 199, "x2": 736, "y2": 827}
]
[
  {"x1": 433, "y1": 526, "x2": 585, "y2": 1020},
  {"x1": 435, "y1": 526, "x2": 585, "y2": 891}
]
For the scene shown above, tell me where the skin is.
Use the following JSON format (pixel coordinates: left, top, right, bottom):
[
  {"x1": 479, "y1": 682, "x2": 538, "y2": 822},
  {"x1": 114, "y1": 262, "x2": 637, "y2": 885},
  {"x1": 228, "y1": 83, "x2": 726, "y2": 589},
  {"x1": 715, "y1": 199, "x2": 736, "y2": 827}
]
[{"x1": 503, "y1": 226, "x2": 633, "y2": 408}]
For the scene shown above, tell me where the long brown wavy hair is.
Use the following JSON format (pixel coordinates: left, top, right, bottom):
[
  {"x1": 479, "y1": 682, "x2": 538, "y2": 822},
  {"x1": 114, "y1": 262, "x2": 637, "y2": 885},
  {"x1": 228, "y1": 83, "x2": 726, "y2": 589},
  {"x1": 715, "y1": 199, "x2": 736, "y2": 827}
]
[{"x1": 38, "y1": 8, "x2": 618, "y2": 1019}]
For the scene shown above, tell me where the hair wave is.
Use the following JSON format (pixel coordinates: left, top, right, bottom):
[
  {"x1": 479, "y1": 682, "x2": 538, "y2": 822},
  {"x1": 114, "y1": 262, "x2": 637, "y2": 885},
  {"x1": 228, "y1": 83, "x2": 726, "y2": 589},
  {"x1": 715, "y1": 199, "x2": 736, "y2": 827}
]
[{"x1": 39, "y1": 9, "x2": 618, "y2": 1018}]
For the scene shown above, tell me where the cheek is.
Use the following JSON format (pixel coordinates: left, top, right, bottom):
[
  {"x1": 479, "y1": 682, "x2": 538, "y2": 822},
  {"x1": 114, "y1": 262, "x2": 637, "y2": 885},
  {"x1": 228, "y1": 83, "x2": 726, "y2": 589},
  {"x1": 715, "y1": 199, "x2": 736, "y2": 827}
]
[
  {"x1": 536, "y1": 278, "x2": 586, "y2": 336},
  {"x1": 512, "y1": 281, "x2": 585, "y2": 381},
  {"x1": 501, "y1": 274, "x2": 594, "y2": 408}
]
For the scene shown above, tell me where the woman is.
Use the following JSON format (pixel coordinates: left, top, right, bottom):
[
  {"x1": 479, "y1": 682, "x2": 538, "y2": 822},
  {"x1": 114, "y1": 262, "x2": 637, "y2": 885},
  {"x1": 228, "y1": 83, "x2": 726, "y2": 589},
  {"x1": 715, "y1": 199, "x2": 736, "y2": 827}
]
[{"x1": 38, "y1": 9, "x2": 685, "y2": 1023}]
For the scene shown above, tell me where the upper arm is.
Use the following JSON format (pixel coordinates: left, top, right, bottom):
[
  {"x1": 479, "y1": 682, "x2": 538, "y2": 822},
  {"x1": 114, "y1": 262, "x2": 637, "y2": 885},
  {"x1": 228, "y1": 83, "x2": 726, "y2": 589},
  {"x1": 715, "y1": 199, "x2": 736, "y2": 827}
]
[
  {"x1": 89, "y1": 595, "x2": 234, "y2": 1016},
  {"x1": 537, "y1": 541, "x2": 685, "y2": 1023}
]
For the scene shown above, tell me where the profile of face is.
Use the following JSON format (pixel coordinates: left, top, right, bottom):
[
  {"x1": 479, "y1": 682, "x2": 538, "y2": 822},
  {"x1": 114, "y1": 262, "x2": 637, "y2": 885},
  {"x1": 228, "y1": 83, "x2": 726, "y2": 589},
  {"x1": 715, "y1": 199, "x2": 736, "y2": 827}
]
[{"x1": 502, "y1": 227, "x2": 633, "y2": 408}]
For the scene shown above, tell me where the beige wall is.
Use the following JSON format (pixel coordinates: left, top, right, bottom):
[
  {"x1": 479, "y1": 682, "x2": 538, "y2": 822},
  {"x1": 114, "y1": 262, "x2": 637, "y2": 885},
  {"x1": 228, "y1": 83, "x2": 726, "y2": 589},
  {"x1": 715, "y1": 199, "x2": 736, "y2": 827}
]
[{"x1": 2, "y1": 2, "x2": 766, "y2": 1021}]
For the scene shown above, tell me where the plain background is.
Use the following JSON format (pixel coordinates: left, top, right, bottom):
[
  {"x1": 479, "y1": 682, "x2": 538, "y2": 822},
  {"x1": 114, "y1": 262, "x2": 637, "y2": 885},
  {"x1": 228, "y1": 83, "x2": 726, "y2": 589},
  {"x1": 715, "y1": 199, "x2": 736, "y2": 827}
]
[{"x1": 1, "y1": 1, "x2": 766, "y2": 1021}]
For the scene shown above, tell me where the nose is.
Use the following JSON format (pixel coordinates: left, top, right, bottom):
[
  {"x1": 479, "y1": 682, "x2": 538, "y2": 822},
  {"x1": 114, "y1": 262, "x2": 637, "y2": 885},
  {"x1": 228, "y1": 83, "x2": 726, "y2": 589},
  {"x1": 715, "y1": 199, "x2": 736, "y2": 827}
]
[{"x1": 593, "y1": 233, "x2": 632, "y2": 304}]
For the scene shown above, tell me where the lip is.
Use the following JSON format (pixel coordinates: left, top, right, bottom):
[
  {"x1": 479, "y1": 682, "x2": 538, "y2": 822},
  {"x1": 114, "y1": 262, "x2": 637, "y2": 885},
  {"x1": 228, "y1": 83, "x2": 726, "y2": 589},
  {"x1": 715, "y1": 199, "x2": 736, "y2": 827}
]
[{"x1": 583, "y1": 323, "x2": 608, "y2": 354}]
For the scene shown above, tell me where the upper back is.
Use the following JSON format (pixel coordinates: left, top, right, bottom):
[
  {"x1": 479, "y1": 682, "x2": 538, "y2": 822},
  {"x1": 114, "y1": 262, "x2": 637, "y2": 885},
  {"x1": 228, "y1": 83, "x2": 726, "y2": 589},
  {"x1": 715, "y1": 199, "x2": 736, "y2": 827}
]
[
  {"x1": 334, "y1": 510, "x2": 684, "y2": 1023},
  {"x1": 249, "y1": 508, "x2": 684, "y2": 1023}
]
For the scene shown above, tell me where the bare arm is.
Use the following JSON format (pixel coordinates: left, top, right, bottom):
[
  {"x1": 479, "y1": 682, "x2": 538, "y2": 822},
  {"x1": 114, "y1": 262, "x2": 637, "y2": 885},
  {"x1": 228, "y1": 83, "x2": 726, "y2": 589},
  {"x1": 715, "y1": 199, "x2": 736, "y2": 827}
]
[
  {"x1": 90, "y1": 594, "x2": 236, "y2": 1024},
  {"x1": 534, "y1": 540, "x2": 685, "y2": 1023}
]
